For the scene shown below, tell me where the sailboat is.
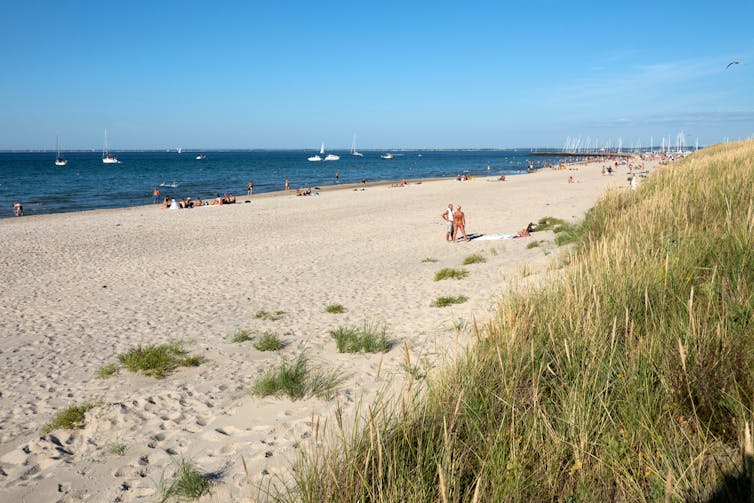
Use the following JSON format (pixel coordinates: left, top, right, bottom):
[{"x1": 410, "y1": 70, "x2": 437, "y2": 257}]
[
  {"x1": 54, "y1": 135, "x2": 68, "y2": 166},
  {"x1": 308, "y1": 143, "x2": 324, "y2": 161},
  {"x1": 102, "y1": 129, "x2": 119, "y2": 164},
  {"x1": 351, "y1": 134, "x2": 363, "y2": 157}
]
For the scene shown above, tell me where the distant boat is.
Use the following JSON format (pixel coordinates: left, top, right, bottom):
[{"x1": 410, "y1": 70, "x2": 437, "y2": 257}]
[
  {"x1": 308, "y1": 143, "x2": 325, "y2": 161},
  {"x1": 102, "y1": 129, "x2": 119, "y2": 164},
  {"x1": 196, "y1": 155, "x2": 206, "y2": 160},
  {"x1": 324, "y1": 152, "x2": 340, "y2": 161},
  {"x1": 351, "y1": 134, "x2": 363, "y2": 157},
  {"x1": 381, "y1": 153, "x2": 394, "y2": 160},
  {"x1": 177, "y1": 147, "x2": 182, "y2": 154},
  {"x1": 54, "y1": 135, "x2": 67, "y2": 166}
]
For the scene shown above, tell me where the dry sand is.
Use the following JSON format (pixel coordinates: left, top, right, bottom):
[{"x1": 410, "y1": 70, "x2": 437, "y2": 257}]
[{"x1": 0, "y1": 160, "x2": 655, "y2": 501}]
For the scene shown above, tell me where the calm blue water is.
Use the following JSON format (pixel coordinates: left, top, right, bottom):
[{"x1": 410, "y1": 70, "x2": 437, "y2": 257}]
[{"x1": 0, "y1": 150, "x2": 565, "y2": 218}]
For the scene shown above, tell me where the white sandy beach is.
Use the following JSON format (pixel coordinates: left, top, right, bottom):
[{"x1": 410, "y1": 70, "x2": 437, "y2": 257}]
[{"x1": 0, "y1": 160, "x2": 655, "y2": 501}]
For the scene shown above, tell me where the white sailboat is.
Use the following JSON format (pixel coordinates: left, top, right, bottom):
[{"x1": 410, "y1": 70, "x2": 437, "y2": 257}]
[
  {"x1": 54, "y1": 135, "x2": 68, "y2": 166},
  {"x1": 322, "y1": 142, "x2": 339, "y2": 161},
  {"x1": 308, "y1": 143, "x2": 324, "y2": 161},
  {"x1": 351, "y1": 134, "x2": 363, "y2": 157},
  {"x1": 102, "y1": 129, "x2": 119, "y2": 164}
]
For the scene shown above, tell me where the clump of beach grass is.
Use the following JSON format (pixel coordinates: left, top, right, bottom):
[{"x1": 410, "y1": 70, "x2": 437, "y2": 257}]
[
  {"x1": 96, "y1": 363, "x2": 118, "y2": 379},
  {"x1": 252, "y1": 354, "x2": 340, "y2": 400},
  {"x1": 462, "y1": 254, "x2": 486, "y2": 265},
  {"x1": 526, "y1": 240, "x2": 540, "y2": 249},
  {"x1": 106, "y1": 442, "x2": 127, "y2": 456},
  {"x1": 284, "y1": 142, "x2": 754, "y2": 501},
  {"x1": 325, "y1": 303, "x2": 346, "y2": 314},
  {"x1": 157, "y1": 458, "x2": 214, "y2": 503},
  {"x1": 421, "y1": 257, "x2": 439, "y2": 263},
  {"x1": 329, "y1": 323, "x2": 392, "y2": 353},
  {"x1": 431, "y1": 295, "x2": 468, "y2": 308},
  {"x1": 253, "y1": 332, "x2": 284, "y2": 351},
  {"x1": 434, "y1": 267, "x2": 469, "y2": 281},
  {"x1": 42, "y1": 403, "x2": 95, "y2": 434},
  {"x1": 117, "y1": 342, "x2": 203, "y2": 379},
  {"x1": 255, "y1": 309, "x2": 285, "y2": 321},
  {"x1": 231, "y1": 329, "x2": 254, "y2": 343}
]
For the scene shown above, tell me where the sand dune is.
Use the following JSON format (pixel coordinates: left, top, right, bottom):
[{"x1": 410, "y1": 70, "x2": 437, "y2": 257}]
[{"x1": 0, "y1": 161, "x2": 654, "y2": 501}]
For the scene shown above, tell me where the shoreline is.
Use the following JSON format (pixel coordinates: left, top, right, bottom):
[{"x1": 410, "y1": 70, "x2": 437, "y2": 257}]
[{"x1": 0, "y1": 157, "x2": 658, "y2": 501}]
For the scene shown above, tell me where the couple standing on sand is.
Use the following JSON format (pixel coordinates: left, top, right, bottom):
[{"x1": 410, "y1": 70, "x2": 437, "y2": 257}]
[{"x1": 441, "y1": 203, "x2": 468, "y2": 242}]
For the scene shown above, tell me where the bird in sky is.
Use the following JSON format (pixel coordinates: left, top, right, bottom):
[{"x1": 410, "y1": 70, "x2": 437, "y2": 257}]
[{"x1": 726, "y1": 60, "x2": 741, "y2": 69}]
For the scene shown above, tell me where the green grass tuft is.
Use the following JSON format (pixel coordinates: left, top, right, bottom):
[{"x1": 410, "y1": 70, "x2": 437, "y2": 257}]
[
  {"x1": 421, "y1": 257, "x2": 439, "y2": 263},
  {"x1": 432, "y1": 295, "x2": 468, "y2": 308},
  {"x1": 434, "y1": 267, "x2": 469, "y2": 281},
  {"x1": 255, "y1": 309, "x2": 285, "y2": 321},
  {"x1": 231, "y1": 329, "x2": 254, "y2": 343},
  {"x1": 117, "y1": 342, "x2": 202, "y2": 379},
  {"x1": 325, "y1": 303, "x2": 346, "y2": 314},
  {"x1": 42, "y1": 403, "x2": 95, "y2": 434},
  {"x1": 96, "y1": 363, "x2": 118, "y2": 379},
  {"x1": 106, "y1": 442, "x2": 127, "y2": 456},
  {"x1": 253, "y1": 332, "x2": 284, "y2": 351},
  {"x1": 329, "y1": 323, "x2": 392, "y2": 353},
  {"x1": 157, "y1": 458, "x2": 214, "y2": 503},
  {"x1": 462, "y1": 254, "x2": 486, "y2": 265},
  {"x1": 526, "y1": 240, "x2": 540, "y2": 249},
  {"x1": 252, "y1": 354, "x2": 340, "y2": 400}
]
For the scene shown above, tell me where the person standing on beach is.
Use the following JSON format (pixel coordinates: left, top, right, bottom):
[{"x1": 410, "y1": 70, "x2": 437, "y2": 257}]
[
  {"x1": 247, "y1": 180, "x2": 254, "y2": 195},
  {"x1": 152, "y1": 187, "x2": 160, "y2": 204},
  {"x1": 441, "y1": 203, "x2": 455, "y2": 242},
  {"x1": 285, "y1": 178, "x2": 290, "y2": 191},
  {"x1": 452, "y1": 205, "x2": 468, "y2": 242}
]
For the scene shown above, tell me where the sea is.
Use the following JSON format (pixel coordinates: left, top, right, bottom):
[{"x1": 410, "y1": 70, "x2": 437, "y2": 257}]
[{"x1": 0, "y1": 150, "x2": 568, "y2": 219}]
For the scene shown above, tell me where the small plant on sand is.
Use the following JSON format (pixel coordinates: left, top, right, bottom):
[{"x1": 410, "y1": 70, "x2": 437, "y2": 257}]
[
  {"x1": 421, "y1": 257, "x2": 439, "y2": 263},
  {"x1": 434, "y1": 268, "x2": 469, "y2": 281},
  {"x1": 432, "y1": 295, "x2": 468, "y2": 308},
  {"x1": 117, "y1": 342, "x2": 203, "y2": 379},
  {"x1": 489, "y1": 247, "x2": 498, "y2": 256},
  {"x1": 325, "y1": 303, "x2": 346, "y2": 314},
  {"x1": 402, "y1": 362, "x2": 426, "y2": 381},
  {"x1": 42, "y1": 403, "x2": 95, "y2": 434},
  {"x1": 231, "y1": 329, "x2": 254, "y2": 343},
  {"x1": 535, "y1": 216, "x2": 568, "y2": 232},
  {"x1": 106, "y1": 442, "x2": 127, "y2": 456},
  {"x1": 96, "y1": 363, "x2": 118, "y2": 379},
  {"x1": 462, "y1": 254, "x2": 486, "y2": 265},
  {"x1": 252, "y1": 354, "x2": 341, "y2": 400},
  {"x1": 255, "y1": 309, "x2": 285, "y2": 321},
  {"x1": 526, "y1": 240, "x2": 541, "y2": 249},
  {"x1": 330, "y1": 323, "x2": 392, "y2": 353},
  {"x1": 253, "y1": 332, "x2": 284, "y2": 351},
  {"x1": 157, "y1": 458, "x2": 214, "y2": 503}
]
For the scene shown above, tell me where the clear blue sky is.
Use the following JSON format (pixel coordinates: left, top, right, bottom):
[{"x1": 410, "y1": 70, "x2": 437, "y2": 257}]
[{"x1": 2, "y1": 1, "x2": 753, "y2": 150}]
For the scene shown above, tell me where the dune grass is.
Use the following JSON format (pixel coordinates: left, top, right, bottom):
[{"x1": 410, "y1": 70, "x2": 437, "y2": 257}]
[
  {"x1": 434, "y1": 267, "x2": 469, "y2": 281},
  {"x1": 526, "y1": 240, "x2": 540, "y2": 249},
  {"x1": 96, "y1": 363, "x2": 118, "y2": 379},
  {"x1": 157, "y1": 458, "x2": 214, "y2": 503},
  {"x1": 42, "y1": 403, "x2": 95, "y2": 434},
  {"x1": 462, "y1": 254, "x2": 486, "y2": 265},
  {"x1": 431, "y1": 295, "x2": 468, "y2": 308},
  {"x1": 253, "y1": 331, "x2": 284, "y2": 351},
  {"x1": 325, "y1": 303, "x2": 346, "y2": 314},
  {"x1": 117, "y1": 342, "x2": 203, "y2": 379},
  {"x1": 421, "y1": 257, "x2": 439, "y2": 263},
  {"x1": 283, "y1": 142, "x2": 754, "y2": 501},
  {"x1": 231, "y1": 329, "x2": 254, "y2": 343},
  {"x1": 252, "y1": 354, "x2": 341, "y2": 401},
  {"x1": 255, "y1": 309, "x2": 285, "y2": 321},
  {"x1": 329, "y1": 323, "x2": 392, "y2": 353}
]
